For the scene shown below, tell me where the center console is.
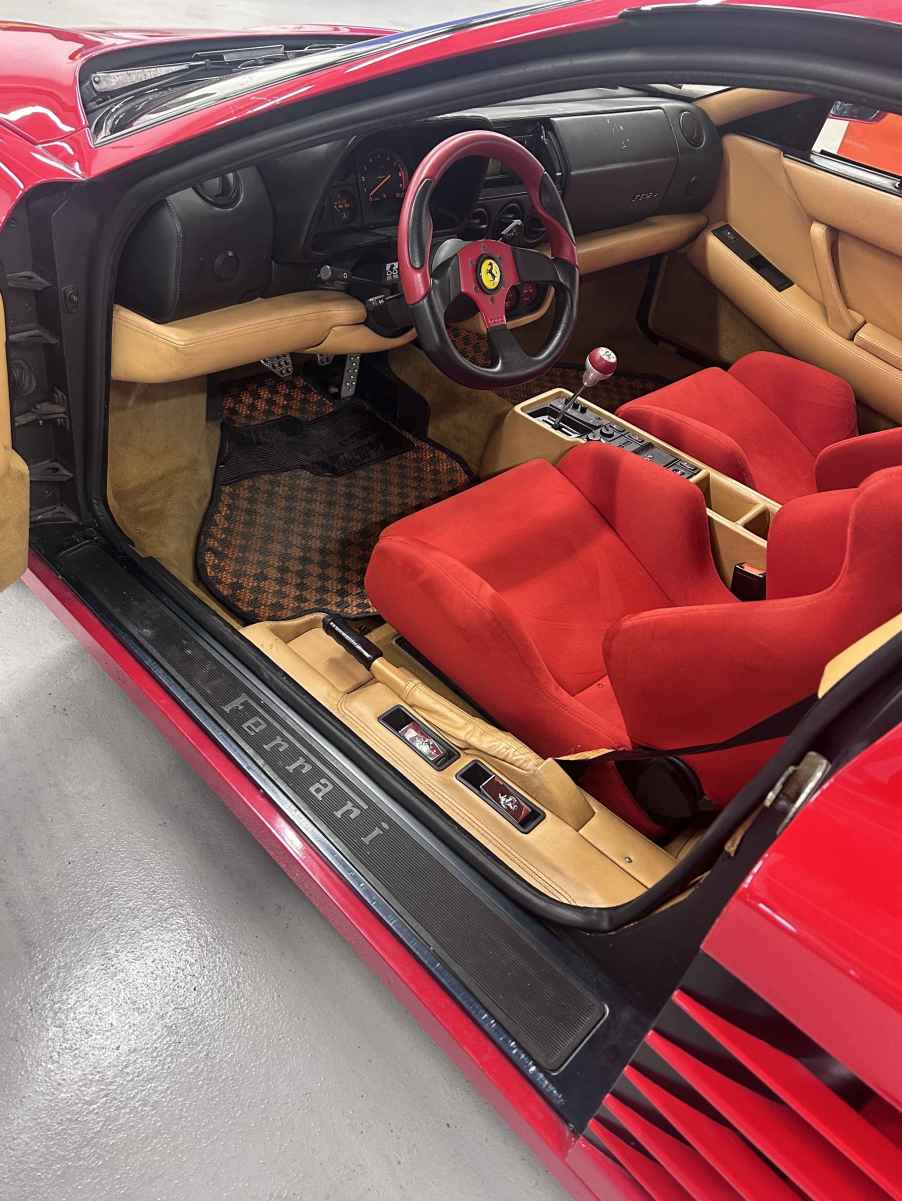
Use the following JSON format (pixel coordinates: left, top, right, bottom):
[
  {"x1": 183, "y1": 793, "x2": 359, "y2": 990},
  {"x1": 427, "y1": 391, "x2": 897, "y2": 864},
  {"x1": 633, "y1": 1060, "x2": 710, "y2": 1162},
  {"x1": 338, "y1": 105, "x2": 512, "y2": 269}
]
[{"x1": 482, "y1": 388, "x2": 780, "y2": 586}]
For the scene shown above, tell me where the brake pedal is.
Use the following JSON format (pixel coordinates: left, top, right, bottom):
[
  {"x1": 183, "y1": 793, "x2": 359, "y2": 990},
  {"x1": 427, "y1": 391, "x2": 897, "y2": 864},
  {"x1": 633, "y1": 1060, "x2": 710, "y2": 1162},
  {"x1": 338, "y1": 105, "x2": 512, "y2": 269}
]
[{"x1": 260, "y1": 353, "x2": 293, "y2": 379}]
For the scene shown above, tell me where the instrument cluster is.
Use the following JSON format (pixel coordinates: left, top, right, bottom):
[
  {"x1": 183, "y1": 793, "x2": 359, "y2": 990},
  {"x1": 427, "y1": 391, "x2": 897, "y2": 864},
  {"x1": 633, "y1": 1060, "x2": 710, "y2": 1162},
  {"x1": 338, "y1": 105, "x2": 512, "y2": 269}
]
[{"x1": 320, "y1": 143, "x2": 412, "y2": 232}]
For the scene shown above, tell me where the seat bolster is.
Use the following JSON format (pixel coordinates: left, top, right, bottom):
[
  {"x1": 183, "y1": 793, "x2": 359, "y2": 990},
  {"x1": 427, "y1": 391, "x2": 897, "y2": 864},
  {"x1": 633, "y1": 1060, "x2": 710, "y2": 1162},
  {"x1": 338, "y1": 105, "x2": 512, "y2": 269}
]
[
  {"x1": 365, "y1": 532, "x2": 628, "y2": 758},
  {"x1": 767, "y1": 488, "x2": 856, "y2": 599},
  {"x1": 603, "y1": 597, "x2": 836, "y2": 805},
  {"x1": 816, "y1": 426, "x2": 902, "y2": 492},
  {"x1": 729, "y1": 351, "x2": 857, "y2": 457},
  {"x1": 557, "y1": 442, "x2": 733, "y2": 607},
  {"x1": 616, "y1": 401, "x2": 756, "y2": 489},
  {"x1": 605, "y1": 465, "x2": 902, "y2": 804}
]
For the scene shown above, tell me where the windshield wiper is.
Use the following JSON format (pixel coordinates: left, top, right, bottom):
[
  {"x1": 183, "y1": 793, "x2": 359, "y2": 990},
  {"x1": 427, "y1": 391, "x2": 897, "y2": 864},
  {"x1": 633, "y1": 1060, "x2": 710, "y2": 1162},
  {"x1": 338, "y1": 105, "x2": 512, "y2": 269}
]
[{"x1": 89, "y1": 43, "x2": 306, "y2": 100}]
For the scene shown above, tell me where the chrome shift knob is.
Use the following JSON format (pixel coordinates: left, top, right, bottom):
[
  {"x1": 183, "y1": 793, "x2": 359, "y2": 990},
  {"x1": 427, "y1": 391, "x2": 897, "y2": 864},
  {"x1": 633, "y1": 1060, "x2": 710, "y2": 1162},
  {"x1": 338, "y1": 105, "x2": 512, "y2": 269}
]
[
  {"x1": 552, "y1": 346, "x2": 617, "y2": 432},
  {"x1": 583, "y1": 347, "x2": 617, "y2": 388}
]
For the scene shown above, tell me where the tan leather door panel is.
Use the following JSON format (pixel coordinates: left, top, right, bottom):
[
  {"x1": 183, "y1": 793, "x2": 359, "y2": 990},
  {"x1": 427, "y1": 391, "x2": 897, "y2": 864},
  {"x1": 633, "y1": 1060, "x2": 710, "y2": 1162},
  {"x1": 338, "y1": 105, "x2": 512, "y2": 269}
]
[
  {"x1": 688, "y1": 133, "x2": 902, "y2": 422},
  {"x1": 0, "y1": 296, "x2": 29, "y2": 589}
]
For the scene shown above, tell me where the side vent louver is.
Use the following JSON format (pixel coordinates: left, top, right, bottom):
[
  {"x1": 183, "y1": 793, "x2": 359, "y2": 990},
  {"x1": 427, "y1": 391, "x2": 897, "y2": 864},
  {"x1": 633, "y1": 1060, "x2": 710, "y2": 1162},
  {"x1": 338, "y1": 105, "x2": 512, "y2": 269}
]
[{"x1": 591, "y1": 988, "x2": 902, "y2": 1201}]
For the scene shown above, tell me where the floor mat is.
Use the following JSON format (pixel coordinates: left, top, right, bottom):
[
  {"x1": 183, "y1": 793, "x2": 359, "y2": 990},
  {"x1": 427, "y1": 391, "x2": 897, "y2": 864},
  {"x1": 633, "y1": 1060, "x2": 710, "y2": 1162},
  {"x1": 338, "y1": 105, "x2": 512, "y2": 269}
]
[
  {"x1": 449, "y1": 326, "x2": 668, "y2": 409},
  {"x1": 217, "y1": 400, "x2": 414, "y2": 485},
  {"x1": 198, "y1": 374, "x2": 473, "y2": 622},
  {"x1": 221, "y1": 372, "x2": 334, "y2": 425}
]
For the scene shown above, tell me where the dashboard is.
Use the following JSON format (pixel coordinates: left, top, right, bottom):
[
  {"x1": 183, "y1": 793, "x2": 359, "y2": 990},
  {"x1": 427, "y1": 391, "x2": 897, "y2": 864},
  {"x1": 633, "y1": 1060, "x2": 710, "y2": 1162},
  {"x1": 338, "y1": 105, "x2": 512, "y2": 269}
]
[{"x1": 116, "y1": 90, "x2": 723, "y2": 335}]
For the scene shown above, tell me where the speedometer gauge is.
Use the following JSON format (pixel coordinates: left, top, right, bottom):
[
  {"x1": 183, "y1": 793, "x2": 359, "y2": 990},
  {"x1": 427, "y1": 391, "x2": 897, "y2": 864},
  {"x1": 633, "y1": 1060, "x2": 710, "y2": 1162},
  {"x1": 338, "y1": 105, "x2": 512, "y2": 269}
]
[{"x1": 360, "y1": 148, "x2": 409, "y2": 213}]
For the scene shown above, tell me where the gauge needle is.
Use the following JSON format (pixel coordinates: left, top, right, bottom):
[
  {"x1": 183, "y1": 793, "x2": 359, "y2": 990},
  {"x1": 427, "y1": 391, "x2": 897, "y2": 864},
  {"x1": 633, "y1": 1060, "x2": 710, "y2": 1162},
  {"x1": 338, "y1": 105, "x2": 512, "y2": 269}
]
[{"x1": 368, "y1": 174, "x2": 392, "y2": 200}]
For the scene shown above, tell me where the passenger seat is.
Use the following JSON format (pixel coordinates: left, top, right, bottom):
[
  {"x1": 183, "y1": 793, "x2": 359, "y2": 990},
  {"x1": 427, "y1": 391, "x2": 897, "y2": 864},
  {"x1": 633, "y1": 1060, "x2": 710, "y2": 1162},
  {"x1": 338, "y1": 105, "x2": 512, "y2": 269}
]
[{"x1": 618, "y1": 351, "x2": 902, "y2": 503}]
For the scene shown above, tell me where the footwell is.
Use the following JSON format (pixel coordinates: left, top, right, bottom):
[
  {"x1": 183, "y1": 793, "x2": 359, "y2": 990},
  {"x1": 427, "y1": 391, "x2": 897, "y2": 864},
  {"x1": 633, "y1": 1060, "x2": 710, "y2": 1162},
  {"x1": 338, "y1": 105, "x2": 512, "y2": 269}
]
[{"x1": 197, "y1": 374, "x2": 472, "y2": 622}]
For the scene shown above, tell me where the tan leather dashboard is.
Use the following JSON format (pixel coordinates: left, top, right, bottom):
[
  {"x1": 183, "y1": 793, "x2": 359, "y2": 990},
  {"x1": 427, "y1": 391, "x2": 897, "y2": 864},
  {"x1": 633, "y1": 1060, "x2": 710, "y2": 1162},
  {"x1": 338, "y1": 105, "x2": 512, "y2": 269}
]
[
  {"x1": 112, "y1": 292, "x2": 379, "y2": 383},
  {"x1": 574, "y1": 214, "x2": 707, "y2": 276},
  {"x1": 111, "y1": 212, "x2": 709, "y2": 383},
  {"x1": 697, "y1": 88, "x2": 810, "y2": 127}
]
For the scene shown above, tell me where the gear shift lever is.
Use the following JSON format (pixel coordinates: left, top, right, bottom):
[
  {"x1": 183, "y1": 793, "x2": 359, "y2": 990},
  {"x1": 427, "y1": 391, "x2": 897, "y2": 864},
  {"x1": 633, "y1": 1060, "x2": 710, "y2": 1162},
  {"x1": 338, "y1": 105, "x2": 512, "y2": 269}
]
[{"x1": 553, "y1": 347, "x2": 617, "y2": 431}]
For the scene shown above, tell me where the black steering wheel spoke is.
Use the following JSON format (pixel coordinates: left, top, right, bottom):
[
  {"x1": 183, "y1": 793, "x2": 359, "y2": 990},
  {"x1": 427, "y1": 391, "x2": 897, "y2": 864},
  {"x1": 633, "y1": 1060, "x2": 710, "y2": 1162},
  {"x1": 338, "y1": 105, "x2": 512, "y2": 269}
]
[
  {"x1": 512, "y1": 246, "x2": 565, "y2": 286},
  {"x1": 486, "y1": 326, "x2": 534, "y2": 377},
  {"x1": 431, "y1": 255, "x2": 462, "y2": 315}
]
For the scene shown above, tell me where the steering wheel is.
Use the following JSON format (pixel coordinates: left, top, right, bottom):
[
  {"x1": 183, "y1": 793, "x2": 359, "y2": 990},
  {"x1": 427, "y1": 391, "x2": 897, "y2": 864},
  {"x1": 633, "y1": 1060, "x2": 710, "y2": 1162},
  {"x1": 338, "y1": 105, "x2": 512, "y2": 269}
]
[{"x1": 397, "y1": 131, "x2": 579, "y2": 390}]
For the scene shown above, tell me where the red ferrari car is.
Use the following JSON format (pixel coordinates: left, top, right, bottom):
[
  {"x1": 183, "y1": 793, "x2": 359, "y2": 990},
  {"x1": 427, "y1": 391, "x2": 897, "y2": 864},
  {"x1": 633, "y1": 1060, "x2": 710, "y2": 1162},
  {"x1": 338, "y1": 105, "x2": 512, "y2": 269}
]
[{"x1": 3, "y1": 3, "x2": 902, "y2": 1196}]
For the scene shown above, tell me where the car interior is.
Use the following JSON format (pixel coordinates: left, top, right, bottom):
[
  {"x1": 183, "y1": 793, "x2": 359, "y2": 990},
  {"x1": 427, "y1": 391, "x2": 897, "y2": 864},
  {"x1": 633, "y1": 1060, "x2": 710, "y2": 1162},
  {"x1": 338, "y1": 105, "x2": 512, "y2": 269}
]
[{"x1": 99, "y1": 78, "x2": 902, "y2": 913}]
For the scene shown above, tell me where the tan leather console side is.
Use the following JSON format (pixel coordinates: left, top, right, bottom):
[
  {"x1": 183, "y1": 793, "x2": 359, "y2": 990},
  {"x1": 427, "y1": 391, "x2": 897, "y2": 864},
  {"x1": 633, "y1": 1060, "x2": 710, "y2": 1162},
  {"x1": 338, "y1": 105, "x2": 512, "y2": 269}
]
[{"x1": 112, "y1": 292, "x2": 370, "y2": 383}]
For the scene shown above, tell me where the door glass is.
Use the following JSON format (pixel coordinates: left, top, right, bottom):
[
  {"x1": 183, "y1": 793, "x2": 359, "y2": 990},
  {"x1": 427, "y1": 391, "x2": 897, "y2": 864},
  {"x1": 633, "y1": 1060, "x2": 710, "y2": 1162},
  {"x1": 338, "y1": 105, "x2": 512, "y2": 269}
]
[{"x1": 813, "y1": 100, "x2": 902, "y2": 177}]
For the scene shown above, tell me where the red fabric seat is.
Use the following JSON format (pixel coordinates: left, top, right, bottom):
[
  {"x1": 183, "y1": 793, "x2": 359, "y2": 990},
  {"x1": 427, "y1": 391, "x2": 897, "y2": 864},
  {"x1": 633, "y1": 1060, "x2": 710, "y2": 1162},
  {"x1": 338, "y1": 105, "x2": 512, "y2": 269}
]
[
  {"x1": 366, "y1": 442, "x2": 902, "y2": 823},
  {"x1": 618, "y1": 351, "x2": 859, "y2": 503}
]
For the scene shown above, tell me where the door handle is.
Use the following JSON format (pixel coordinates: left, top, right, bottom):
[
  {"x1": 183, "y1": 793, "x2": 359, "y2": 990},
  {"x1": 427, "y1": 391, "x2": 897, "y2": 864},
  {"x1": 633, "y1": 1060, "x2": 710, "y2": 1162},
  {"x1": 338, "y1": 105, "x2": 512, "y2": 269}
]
[{"x1": 810, "y1": 221, "x2": 864, "y2": 340}]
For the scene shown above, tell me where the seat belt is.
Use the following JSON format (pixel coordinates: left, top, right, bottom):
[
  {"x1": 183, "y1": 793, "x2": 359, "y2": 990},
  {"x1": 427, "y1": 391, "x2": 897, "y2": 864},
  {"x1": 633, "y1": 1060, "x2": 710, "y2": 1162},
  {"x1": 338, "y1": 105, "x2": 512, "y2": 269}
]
[{"x1": 575, "y1": 693, "x2": 819, "y2": 825}]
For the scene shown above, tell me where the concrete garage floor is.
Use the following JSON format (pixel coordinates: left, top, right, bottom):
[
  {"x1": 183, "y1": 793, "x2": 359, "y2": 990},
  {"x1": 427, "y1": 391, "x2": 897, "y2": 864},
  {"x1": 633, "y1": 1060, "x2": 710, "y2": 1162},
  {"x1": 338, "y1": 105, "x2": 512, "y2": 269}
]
[
  {"x1": 1, "y1": 578, "x2": 573, "y2": 1201},
  {"x1": 0, "y1": 4, "x2": 573, "y2": 1198}
]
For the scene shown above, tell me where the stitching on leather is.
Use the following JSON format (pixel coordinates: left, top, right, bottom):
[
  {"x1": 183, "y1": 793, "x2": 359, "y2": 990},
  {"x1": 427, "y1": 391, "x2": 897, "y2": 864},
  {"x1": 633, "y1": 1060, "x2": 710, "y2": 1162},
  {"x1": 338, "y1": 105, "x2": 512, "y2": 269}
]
[
  {"x1": 707, "y1": 235, "x2": 902, "y2": 392},
  {"x1": 334, "y1": 692, "x2": 580, "y2": 904}
]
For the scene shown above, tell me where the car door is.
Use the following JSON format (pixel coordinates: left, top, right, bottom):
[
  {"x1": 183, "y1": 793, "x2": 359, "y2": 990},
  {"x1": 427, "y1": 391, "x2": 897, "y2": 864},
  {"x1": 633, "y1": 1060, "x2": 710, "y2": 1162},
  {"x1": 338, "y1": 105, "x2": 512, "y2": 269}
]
[
  {"x1": 0, "y1": 294, "x2": 29, "y2": 589},
  {"x1": 668, "y1": 106, "x2": 902, "y2": 427}
]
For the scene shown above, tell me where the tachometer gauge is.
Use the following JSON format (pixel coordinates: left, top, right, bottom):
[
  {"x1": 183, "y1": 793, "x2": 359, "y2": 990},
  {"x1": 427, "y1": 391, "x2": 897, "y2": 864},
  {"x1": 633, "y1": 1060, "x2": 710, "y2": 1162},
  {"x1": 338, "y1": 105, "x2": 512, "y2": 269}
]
[
  {"x1": 331, "y1": 187, "x2": 357, "y2": 226},
  {"x1": 360, "y1": 148, "x2": 409, "y2": 212}
]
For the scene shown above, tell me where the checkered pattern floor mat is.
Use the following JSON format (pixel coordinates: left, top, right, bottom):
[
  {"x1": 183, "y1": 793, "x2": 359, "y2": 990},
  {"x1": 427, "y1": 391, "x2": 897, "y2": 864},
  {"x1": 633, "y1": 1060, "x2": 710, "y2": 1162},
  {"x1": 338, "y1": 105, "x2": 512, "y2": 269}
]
[
  {"x1": 448, "y1": 327, "x2": 667, "y2": 409},
  {"x1": 220, "y1": 372, "x2": 334, "y2": 426},
  {"x1": 197, "y1": 374, "x2": 472, "y2": 622}
]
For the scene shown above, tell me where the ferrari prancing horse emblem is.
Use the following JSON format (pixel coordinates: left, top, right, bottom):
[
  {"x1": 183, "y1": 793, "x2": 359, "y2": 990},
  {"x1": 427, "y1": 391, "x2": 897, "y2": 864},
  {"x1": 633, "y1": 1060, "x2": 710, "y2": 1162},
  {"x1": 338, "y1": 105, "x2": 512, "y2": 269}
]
[{"x1": 477, "y1": 255, "x2": 503, "y2": 293}]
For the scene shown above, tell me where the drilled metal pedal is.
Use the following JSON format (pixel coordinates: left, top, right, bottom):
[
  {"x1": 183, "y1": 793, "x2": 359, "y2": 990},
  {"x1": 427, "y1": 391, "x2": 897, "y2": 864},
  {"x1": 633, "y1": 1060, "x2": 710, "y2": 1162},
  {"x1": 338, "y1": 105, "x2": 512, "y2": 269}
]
[{"x1": 260, "y1": 353, "x2": 293, "y2": 379}]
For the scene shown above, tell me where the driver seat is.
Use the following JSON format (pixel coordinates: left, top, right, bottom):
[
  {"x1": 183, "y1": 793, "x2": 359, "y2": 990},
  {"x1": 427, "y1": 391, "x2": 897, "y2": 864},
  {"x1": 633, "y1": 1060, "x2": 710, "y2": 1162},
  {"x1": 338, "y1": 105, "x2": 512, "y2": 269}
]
[{"x1": 366, "y1": 442, "x2": 902, "y2": 825}]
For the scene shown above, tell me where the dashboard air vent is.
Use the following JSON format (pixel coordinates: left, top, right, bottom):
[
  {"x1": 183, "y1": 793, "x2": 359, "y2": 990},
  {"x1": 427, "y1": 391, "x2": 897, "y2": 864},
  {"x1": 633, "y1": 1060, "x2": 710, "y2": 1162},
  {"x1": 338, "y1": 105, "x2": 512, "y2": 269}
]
[
  {"x1": 494, "y1": 201, "x2": 524, "y2": 238},
  {"x1": 466, "y1": 206, "x2": 490, "y2": 236},
  {"x1": 524, "y1": 215, "x2": 546, "y2": 245}
]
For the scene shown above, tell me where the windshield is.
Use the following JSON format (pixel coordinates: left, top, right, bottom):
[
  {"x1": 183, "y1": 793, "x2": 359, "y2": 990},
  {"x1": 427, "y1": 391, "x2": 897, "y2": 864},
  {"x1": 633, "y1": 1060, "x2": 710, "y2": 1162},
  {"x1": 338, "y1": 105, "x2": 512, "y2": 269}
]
[{"x1": 87, "y1": 2, "x2": 583, "y2": 145}]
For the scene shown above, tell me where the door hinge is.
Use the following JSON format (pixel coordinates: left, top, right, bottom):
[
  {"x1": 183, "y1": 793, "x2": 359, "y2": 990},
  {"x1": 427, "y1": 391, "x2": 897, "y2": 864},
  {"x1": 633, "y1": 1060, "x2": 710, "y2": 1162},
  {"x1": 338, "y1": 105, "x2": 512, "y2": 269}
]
[
  {"x1": 30, "y1": 459, "x2": 74, "y2": 484},
  {"x1": 6, "y1": 270, "x2": 51, "y2": 292},
  {"x1": 764, "y1": 750, "x2": 831, "y2": 832}
]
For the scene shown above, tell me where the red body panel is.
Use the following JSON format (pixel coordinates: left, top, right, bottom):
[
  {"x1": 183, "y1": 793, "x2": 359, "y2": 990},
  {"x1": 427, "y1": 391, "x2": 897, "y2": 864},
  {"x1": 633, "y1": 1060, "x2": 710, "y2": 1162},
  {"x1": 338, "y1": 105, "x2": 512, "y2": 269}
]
[
  {"x1": 1, "y1": 0, "x2": 902, "y2": 226},
  {"x1": 705, "y1": 726, "x2": 902, "y2": 1113},
  {"x1": 838, "y1": 111, "x2": 902, "y2": 175}
]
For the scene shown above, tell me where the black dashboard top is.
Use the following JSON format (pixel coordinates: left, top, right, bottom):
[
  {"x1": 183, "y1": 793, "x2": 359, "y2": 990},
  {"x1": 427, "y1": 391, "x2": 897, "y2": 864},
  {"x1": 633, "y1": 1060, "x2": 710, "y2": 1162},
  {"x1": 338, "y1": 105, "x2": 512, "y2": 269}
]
[{"x1": 116, "y1": 88, "x2": 721, "y2": 324}]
